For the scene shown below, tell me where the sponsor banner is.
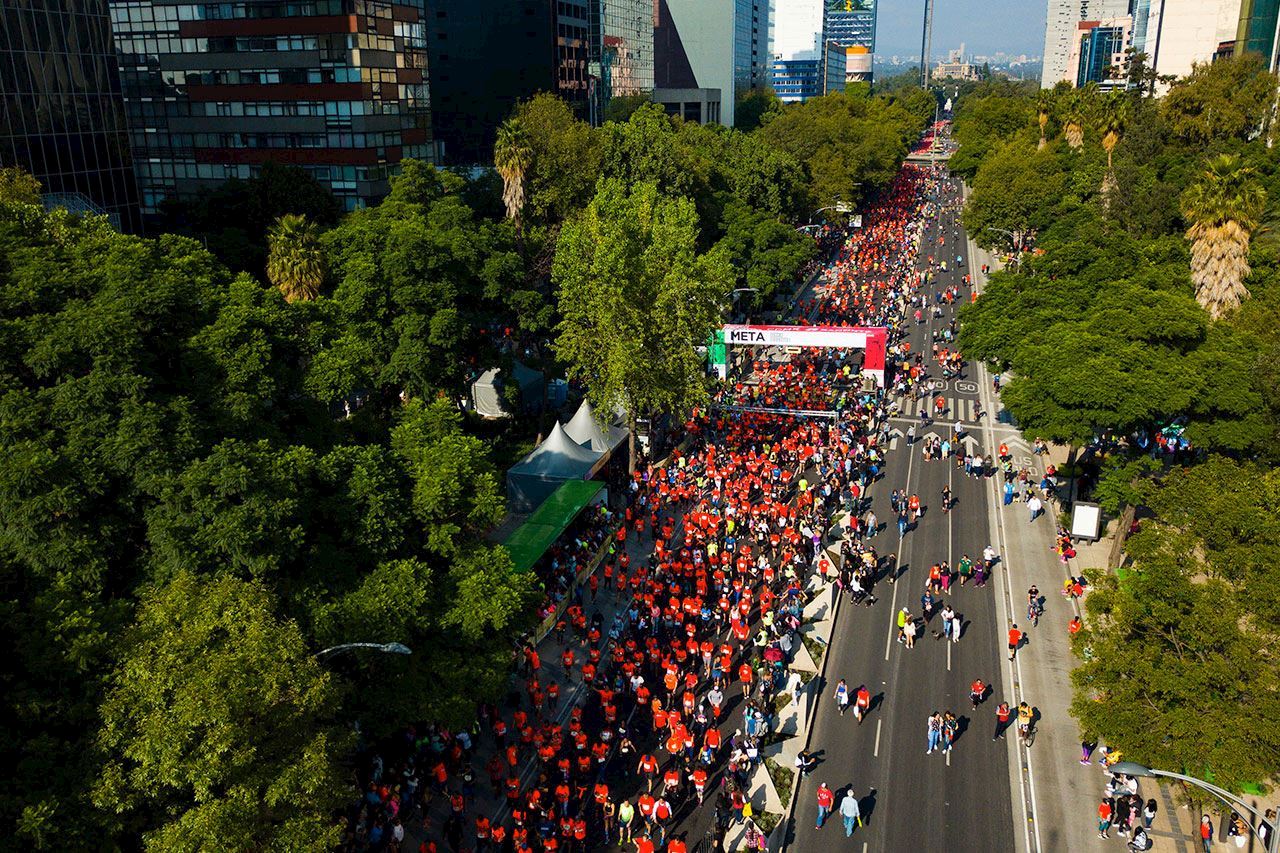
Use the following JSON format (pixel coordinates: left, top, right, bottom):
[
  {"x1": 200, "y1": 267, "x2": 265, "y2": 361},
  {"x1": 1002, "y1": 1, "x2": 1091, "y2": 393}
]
[{"x1": 722, "y1": 324, "x2": 888, "y2": 386}]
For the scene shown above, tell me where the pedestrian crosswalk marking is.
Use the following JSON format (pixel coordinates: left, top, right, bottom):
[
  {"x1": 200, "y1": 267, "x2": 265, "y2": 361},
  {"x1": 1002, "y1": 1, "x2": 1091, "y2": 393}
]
[{"x1": 896, "y1": 394, "x2": 982, "y2": 421}]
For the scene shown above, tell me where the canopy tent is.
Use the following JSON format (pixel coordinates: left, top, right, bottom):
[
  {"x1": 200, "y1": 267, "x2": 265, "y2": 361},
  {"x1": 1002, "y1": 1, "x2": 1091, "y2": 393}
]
[
  {"x1": 470, "y1": 361, "x2": 544, "y2": 418},
  {"x1": 502, "y1": 480, "x2": 605, "y2": 573},
  {"x1": 563, "y1": 398, "x2": 628, "y2": 454},
  {"x1": 505, "y1": 421, "x2": 602, "y2": 512}
]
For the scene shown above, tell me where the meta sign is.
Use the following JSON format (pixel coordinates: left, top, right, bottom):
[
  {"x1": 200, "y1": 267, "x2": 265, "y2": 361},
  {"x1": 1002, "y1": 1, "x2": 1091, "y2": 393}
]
[{"x1": 722, "y1": 324, "x2": 888, "y2": 386}]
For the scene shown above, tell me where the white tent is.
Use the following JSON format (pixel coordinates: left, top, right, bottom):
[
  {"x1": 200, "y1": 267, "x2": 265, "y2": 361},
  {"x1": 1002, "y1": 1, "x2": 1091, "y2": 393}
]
[
  {"x1": 470, "y1": 362, "x2": 544, "y2": 418},
  {"x1": 505, "y1": 422, "x2": 603, "y2": 512},
  {"x1": 563, "y1": 399, "x2": 628, "y2": 454}
]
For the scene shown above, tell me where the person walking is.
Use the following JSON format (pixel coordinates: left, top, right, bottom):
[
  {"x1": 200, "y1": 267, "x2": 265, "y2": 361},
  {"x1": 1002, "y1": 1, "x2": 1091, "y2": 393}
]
[
  {"x1": 854, "y1": 684, "x2": 871, "y2": 725},
  {"x1": 839, "y1": 788, "x2": 862, "y2": 837},
  {"x1": 904, "y1": 614, "x2": 918, "y2": 649},
  {"x1": 992, "y1": 701, "x2": 1012, "y2": 740},
  {"x1": 1027, "y1": 495, "x2": 1043, "y2": 523},
  {"x1": 815, "y1": 782, "x2": 835, "y2": 828},
  {"x1": 1141, "y1": 798, "x2": 1157, "y2": 830},
  {"x1": 941, "y1": 711, "x2": 958, "y2": 753},
  {"x1": 834, "y1": 679, "x2": 849, "y2": 716}
]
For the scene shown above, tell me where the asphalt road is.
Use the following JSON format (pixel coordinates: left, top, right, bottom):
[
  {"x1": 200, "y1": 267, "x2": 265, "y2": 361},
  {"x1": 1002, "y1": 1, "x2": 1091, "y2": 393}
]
[{"x1": 786, "y1": 171, "x2": 1016, "y2": 852}]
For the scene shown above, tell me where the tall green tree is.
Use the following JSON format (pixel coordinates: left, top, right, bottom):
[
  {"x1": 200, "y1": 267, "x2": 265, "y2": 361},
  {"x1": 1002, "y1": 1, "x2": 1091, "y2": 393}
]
[
  {"x1": 1181, "y1": 154, "x2": 1267, "y2": 320},
  {"x1": 493, "y1": 118, "x2": 533, "y2": 230},
  {"x1": 1098, "y1": 90, "x2": 1127, "y2": 196},
  {"x1": 1035, "y1": 90, "x2": 1053, "y2": 150},
  {"x1": 1161, "y1": 52, "x2": 1278, "y2": 144},
  {"x1": 94, "y1": 571, "x2": 350, "y2": 852},
  {"x1": 266, "y1": 213, "x2": 325, "y2": 303},
  {"x1": 1071, "y1": 523, "x2": 1280, "y2": 794},
  {"x1": 553, "y1": 180, "x2": 733, "y2": 468}
]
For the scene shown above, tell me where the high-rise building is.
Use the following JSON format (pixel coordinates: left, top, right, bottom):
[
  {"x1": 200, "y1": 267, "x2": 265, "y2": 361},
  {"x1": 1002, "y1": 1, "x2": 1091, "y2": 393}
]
[
  {"x1": 1044, "y1": 0, "x2": 1240, "y2": 89},
  {"x1": 0, "y1": 0, "x2": 141, "y2": 230},
  {"x1": 654, "y1": 0, "x2": 769, "y2": 125},
  {"x1": 108, "y1": 0, "x2": 437, "y2": 216},
  {"x1": 1234, "y1": 0, "x2": 1280, "y2": 67},
  {"x1": 734, "y1": 0, "x2": 771, "y2": 93},
  {"x1": 773, "y1": 0, "x2": 824, "y2": 62},
  {"x1": 1134, "y1": 0, "x2": 1242, "y2": 90},
  {"x1": 1066, "y1": 17, "x2": 1133, "y2": 88},
  {"x1": 424, "y1": 1, "x2": 562, "y2": 165},
  {"x1": 771, "y1": 0, "x2": 825, "y2": 101},
  {"x1": 1041, "y1": 0, "x2": 1129, "y2": 87},
  {"x1": 589, "y1": 0, "x2": 654, "y2": 120},
  {"x1": 826, "y1": 0, "x2": 875, "y2": 85}
]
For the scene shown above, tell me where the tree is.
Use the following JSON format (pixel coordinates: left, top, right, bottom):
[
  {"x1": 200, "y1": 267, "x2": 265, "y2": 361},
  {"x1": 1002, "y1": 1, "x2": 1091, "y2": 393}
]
[
  {"x1": 1070, "y1": 532, "x2": 1280, "y2": 795},
  {"x1": 553, "y1": 180, "x2": 733, "y2": 469},
  {"x1": 1062, "y1": 89, "x2": 1087, "y2": 149},
  {"x1": 1161, "y1": 53, "x2": 1278, "y2": 144},
  {"x1": 962, "y1": 141, "x2": 1068, "y2": 248},
  {"x1": 493, "y1": 118, "x2": 533, "y2": 230},
  {"x1": 511, "y1": 93, "x2": 601, "y2": 226},
  {"x1": 0, "y1": 166, "x2": 41, "y2": 205},
  {"x1": 1035, "y1": 90, "x2": 1053, "y2": 150},
  {"x1": 603, "y1": 93, "x2": 651, "y2": 123},
  {"x1": 266, "y1": 213, "x2": 325, "y2": 303},
  {"x1": 735, "y1": 87, "x2": 782, "y2": 132},
  {"x1": 1181, "y1": 154, "x2": 1266, "y2": 319},
  {"x1": 1098, "y1": 90, "x2": 1128, "y2": 196},
  {"x1": 94, "y1": 571, "x2": 350, "y2": 851}
]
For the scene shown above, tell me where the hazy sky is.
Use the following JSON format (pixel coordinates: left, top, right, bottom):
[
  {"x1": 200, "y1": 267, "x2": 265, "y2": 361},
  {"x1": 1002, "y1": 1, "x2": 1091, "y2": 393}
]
[{"x1": 873, "y1": 0, "x2": 1047, "y2": 58}]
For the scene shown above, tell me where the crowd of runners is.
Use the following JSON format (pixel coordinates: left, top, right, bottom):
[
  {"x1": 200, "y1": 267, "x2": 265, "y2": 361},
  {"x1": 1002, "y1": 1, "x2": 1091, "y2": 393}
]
[{"x1": 337, "y1": 126, "x2": 1096, "y2": 853}]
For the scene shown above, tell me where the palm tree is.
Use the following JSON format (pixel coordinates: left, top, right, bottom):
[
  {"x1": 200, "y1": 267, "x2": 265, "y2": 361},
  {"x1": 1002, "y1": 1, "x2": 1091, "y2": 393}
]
[
  {"x1": 1062, "y1": 90, "x2": 1086, "y2": 150},
  {"x1": 1181, "y1": 154, "x2": 1267, "y2": 319},
  {"x1": 494, "y1": 118, "x2": 533, "y2": 230},
  {"x1": 266, "y1": 213, "x2": 324, "y2": 303},
  {"x1": 1097, "y1": 91, "x2": 1128, "y2": 196},
  {"x1": 1035, "y1": 90, "x2": 1053, "y2": 150}
]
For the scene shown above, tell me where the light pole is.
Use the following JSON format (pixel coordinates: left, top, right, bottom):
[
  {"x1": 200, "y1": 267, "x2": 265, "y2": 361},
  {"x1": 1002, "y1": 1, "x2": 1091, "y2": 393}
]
[
  {"x1": 315, "y1": 642, "x2": 413, "y2": 661},
  {"x1": 1109, "y1": 762, "x2": 1277, "y2": 853}
]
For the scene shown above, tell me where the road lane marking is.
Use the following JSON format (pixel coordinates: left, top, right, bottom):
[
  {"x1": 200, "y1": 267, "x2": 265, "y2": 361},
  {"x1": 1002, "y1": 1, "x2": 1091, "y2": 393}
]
[{"x1": 874, "y1": 719, "x2": 882, "y2": 757}]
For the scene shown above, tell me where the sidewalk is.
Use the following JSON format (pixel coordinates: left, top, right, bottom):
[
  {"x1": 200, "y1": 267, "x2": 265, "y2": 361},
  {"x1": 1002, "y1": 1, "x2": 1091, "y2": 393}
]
[{"x1": 967, "y1": 233, "x2": 1196, "y2": 853}]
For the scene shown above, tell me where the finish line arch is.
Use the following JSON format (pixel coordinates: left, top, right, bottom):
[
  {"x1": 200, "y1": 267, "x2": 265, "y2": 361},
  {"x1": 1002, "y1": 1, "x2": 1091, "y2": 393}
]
[{"x1": 720, "y1": 324, "x2": 888, "y2": 386}]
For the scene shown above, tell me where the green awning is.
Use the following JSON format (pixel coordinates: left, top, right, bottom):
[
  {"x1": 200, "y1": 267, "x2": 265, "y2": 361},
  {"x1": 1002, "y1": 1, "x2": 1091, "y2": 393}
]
[{"x1": 502, "y1": 480, "x2": 604, "y2": 573}]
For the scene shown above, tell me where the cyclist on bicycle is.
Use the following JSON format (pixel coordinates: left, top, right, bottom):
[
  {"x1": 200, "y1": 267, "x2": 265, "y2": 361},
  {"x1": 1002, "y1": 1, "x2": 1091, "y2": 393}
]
[
  {"x1": 1027, "y1": 586, "x2": 1042, "y2": 626},
  {"x1": 1017, "y1": 701, "x2": 1034, "y2": 741}
]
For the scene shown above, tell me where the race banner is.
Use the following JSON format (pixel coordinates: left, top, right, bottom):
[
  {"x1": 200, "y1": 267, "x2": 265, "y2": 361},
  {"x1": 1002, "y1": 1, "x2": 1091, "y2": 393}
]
[{"x1": 721, "y1": 324, "x2": 887, "y2": 385}]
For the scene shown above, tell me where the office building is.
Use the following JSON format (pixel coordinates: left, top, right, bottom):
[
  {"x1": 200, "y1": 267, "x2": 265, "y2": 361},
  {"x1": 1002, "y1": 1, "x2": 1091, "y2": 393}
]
[
  {"x1": 108, "y1": 0, "x2": 437, "y2": 216},
  {"x1": 771, "y1": 57, "x2": 824, "y2": 100},
  {"x1": 1234, "y1": 0, "x2": 1280, "y2": 67},
  {"x1": 655, "y1": 0, "x2": 769, "y2": 126},
  {"x1": 590, "y1": 0, "x2": 654, "y2": 120},
  {"x1": 1066, "y1": 17, "x2": 1132, "y2": 87},
  {"x1": 1136, "y1": 0, "x2": 1242, "y2": 90},
  {"x1": 826, "y1": 0, "x2": 874, "y2": 84},
  {"x1": 1041, "y1": 0, "x2": 1129, "y2": 86},
  {"x1": 425, "y1": 1, "x2": 562, "y2": 164},
  {"x1": 771, "y1": 0, "x2": 823, "y2": 101},
  {"x1": 734, "y1": 0, "x2": 771, "y2": 92},
  {"x1": 0, "y1": 0, "x2": 140, "y2": 230}
]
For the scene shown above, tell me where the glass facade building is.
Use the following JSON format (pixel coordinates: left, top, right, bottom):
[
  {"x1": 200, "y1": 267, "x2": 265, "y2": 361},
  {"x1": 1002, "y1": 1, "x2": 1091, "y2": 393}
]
[
  {"x1": 734, "y1": 0, "x2": 770, "y2": 94},
  {"x1": 108, "y1": 0, "x2": 436, "y2": 214},
  {"x1": 0, "y1": 0, "x2": 141, "y2": 230},
  {"x1": 1235, "y1": 0, "x2": 1280, "y2": 65},
  {"x1": 1076, "y1": 24, "x2": 1127, "y2": 86},
  {"x1": 826, "y1": 0, "x2": 875, "y2": 83},
  {"x1": 591, "y1": 0, "x2": 654, "y2": 117},
  {"x1": 771, "y1": 57, "x2": 823, "y2": 100}
]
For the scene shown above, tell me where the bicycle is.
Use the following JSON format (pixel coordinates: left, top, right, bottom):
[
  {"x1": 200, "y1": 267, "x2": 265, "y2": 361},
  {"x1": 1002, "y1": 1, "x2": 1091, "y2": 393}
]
[
  {"x1": 1018, "y1": 720, "x2": 1036, "y2": 747},
  {"x1": 1027, "y1": 598, "x2": 1043, "y2": 628}
]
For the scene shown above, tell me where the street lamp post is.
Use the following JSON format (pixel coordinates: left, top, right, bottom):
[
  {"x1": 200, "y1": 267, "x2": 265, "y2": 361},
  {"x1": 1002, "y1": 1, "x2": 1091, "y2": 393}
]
[
  {"x1": 315, "y1": 642, "x2": 413, "y2": 660},
  {"x1": 1108, "y1": 762, "x2": 1277, "y2": 853}
]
